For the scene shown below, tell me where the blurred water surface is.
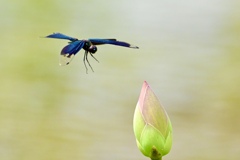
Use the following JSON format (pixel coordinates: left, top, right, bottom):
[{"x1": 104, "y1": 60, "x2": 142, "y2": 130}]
[{"x1": 0, "y1": 0, "x2": 240, "y2": 160}]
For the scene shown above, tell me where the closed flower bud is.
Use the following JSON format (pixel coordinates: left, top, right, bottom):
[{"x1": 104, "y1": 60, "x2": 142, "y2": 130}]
[{"x1": 133, "y1": 81, "x2": 173, "y2": 160}]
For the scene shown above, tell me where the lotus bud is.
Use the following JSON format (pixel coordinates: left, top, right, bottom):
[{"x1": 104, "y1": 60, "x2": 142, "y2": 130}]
[{"x1": 133, "y1": 81, "x2": 173, "y2": 160}]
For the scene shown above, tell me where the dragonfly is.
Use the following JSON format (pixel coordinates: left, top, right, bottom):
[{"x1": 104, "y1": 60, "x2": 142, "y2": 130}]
[{"x1": 45, "y1": 33, "x2": 139, "y2": 73}]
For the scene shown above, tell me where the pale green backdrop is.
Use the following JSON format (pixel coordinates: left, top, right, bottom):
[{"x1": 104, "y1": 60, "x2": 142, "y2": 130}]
[{"x1": 0, "y1": 0, "x2": 240, "y2": 160}]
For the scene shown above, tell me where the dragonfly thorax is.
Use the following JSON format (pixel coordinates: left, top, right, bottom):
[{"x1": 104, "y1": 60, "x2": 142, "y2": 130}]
[
  {"x1": 82, "y1": 41, "x2": 97, "y2": 53},
  {"x1": 83, "y1": 41, "x2": 91, "y2": 50}
]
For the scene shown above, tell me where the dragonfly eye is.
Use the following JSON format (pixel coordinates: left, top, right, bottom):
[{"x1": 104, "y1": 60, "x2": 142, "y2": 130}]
[{"x1": 89, "y1": 46, "x2": 97, "y2": 53}]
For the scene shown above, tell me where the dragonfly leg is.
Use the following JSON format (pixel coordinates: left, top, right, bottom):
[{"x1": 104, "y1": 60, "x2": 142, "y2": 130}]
[
  {"x1": 84, "y1": 51, "x2": 94, "y2": 73},
  {"x1": 83, "y1": 51, "x2": 89, "y2": 74},
  {"x1": 89, "y1": 52, "x2": 99, "y2": 63}
]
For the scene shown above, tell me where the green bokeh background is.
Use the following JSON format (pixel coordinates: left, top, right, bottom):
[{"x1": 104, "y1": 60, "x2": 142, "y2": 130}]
[{"x1": 1, "y1": 0, "x2": 240, "y2": 160}]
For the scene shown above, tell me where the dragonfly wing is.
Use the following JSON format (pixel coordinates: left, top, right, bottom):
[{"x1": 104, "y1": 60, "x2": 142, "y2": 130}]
[
  {"x1": 59, "y1": 40, "x2": 85, "y2": 65},
  {"x1": 45, "y1": 33, "x2": 78, "y2": 41},
  {"x1": 89, "y1": 38, "x2": 139, "y2": 49}
]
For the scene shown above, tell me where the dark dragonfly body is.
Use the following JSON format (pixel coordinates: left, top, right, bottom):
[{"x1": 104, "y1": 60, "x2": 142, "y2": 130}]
[{"x1": 45, "y1": 33, "x2": 139, "y2": 73}]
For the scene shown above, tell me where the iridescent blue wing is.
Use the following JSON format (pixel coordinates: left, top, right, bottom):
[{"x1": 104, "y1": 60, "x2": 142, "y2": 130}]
[
  {"x1": 88, "y1": 38, "x2": 139, "y2": 49},
  {"x1": 59, "y1": 40, "x2": 85, "y2": 65},
  {"x1": 45, "y1": 33, "x2": 78, "y2": 42}
]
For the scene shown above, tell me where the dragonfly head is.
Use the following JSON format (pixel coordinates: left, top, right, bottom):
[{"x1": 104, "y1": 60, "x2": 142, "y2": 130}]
[{"x1": 89, "y1": 45, "x2": 97, "y2": 53}]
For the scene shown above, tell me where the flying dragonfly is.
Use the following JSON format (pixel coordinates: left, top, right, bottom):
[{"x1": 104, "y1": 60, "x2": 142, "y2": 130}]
[{"x1": 45, "y1": 33, "x2": 139, "y2": 73}]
